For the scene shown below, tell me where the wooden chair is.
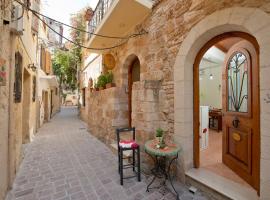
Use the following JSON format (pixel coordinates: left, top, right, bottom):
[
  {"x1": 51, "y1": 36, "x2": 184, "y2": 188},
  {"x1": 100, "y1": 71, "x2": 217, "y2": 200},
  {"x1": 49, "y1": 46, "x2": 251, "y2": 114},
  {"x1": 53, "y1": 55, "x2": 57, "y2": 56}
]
[{"x1": 116, "y1": 127, "x2": 141, "y2": 185}]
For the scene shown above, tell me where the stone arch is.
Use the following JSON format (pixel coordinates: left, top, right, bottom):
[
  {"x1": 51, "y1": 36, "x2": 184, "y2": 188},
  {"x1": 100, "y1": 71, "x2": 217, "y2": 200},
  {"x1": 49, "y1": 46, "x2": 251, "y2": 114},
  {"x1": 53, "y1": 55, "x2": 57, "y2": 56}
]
[
  {"x1": 121, "y1": 54, "x2": 140, "y2": 87},
  {"x1": 121, "y1": 54, "x2": 141, "y2": 127},
  {"x1": 173, "y1": 7, "x2": 270, "y2": 197}
]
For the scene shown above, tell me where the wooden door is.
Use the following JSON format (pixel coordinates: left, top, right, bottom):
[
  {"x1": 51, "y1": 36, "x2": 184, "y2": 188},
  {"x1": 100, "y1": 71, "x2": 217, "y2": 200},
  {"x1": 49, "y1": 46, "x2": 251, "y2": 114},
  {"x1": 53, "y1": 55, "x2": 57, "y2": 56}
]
[
  {"x1": 128, "y1": 58, "x2": 140, "y2": 127},
  {"x1": 222, "y1": 40, "x2": 259, "y2": 190}
]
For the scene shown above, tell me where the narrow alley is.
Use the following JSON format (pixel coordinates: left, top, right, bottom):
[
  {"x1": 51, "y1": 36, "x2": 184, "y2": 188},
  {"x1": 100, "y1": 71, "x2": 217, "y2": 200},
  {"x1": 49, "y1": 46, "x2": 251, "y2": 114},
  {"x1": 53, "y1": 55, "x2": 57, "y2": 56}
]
[{"x1": 5, "y1": 107, "x2": 205, "y2": 200}]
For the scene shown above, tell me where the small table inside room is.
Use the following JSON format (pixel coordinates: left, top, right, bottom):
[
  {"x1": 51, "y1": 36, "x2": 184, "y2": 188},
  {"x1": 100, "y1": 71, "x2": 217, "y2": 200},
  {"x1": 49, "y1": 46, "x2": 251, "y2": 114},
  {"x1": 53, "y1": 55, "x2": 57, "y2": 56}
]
[
  {"x1": 144, "y1": 139, "x2": 181, "y2": 200},
  {"x1": 209, "y1": 109, "x2": 222, "y2": 131}
]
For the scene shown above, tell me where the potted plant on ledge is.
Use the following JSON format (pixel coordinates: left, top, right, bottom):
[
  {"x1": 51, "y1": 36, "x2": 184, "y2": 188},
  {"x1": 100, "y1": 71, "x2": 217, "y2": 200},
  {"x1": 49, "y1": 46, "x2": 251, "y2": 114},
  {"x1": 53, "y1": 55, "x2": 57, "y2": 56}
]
[
  {"x1": 97, "y1": 74, "x2": 107, "y2": 90},
  {"x1": 93, "y1": 83, "x2": 99, "y2": 91},
  {"x1": 105, "y1": 71, "x2": 116, "y2": 89}
]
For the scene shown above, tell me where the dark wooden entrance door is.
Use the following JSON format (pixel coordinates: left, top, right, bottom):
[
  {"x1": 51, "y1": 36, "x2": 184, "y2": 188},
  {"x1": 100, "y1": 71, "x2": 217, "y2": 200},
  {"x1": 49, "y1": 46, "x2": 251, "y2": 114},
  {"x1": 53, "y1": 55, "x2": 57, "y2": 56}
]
[
  {"x1": 222, "y1": 40, "x2": 259, "y2": 191},
  {"x1": 128, "y1": 58, "x2": 140, "y2": 127}
]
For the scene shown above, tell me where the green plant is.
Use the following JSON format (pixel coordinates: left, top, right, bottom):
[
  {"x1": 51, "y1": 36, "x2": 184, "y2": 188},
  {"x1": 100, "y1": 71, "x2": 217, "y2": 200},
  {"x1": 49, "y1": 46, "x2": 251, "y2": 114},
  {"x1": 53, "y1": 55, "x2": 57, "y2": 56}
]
[
  {"x1": 105, "y1": 71, "x2": 113, "y2": 84},
  {"x1": 156, "y1": 128, "x2": 164, "y2": 137},
  {"x1": 97, "y1": 74, "x2": 107, "y2": 88}
]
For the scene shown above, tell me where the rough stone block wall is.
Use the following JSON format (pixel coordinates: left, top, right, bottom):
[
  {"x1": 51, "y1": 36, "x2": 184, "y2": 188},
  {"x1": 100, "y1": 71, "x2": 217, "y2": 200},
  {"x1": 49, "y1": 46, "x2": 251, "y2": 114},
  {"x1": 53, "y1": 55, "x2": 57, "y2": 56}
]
[
  {"x1": 86, "y1": 0, "x2": 270, "y2": 197},
  {"x1": 0, "y1": 22, "x2": 11, "y2": 200},
  {"x1": 88, "y1": 87, "x2": 129, "y2": 144}
]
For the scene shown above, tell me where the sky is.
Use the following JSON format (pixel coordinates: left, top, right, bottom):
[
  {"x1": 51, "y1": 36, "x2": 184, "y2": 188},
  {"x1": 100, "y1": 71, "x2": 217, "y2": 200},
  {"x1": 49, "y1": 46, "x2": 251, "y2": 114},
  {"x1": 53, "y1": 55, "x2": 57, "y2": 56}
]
[{"x1": 42, "y1": 0, "x2": 99, "y2": 39}]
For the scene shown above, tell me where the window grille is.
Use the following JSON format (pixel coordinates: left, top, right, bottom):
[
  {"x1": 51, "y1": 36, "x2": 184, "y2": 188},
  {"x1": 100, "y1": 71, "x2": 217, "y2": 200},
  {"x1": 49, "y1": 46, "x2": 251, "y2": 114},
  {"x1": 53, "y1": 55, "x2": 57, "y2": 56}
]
[{"x1": 14, "y1": 52, "x2": 23, "y2": 103}]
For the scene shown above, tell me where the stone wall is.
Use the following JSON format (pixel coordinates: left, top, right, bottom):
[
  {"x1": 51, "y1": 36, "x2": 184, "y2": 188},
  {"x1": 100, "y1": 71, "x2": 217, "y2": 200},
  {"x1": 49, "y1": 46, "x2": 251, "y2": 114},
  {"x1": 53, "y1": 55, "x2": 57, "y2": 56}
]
[
  {"x1": 0, "y1": 6, "x2": 12, "y2": 199},
  {"x1": 88, "y1": 87, "x2": 128, "y2": 144},
  {"x1": 86, "y1": 0, "x2": 270, "y2": 198},
  {"x1": 51, "y1": 87, "x2": 61, "y2": 117}
]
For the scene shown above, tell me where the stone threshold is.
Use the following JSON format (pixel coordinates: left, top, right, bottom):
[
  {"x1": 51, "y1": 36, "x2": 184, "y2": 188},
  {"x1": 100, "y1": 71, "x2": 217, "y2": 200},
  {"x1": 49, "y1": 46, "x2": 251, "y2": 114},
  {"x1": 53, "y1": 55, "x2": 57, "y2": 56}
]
[{"x1": 186, "y1": 168, "x2": 259, "y2": 200}]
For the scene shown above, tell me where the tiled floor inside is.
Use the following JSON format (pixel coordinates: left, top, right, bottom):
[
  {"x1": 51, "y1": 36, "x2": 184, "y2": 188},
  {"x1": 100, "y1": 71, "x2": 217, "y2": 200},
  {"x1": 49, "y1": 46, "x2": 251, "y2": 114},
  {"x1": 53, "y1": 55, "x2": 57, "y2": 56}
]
[
  {"x1": 5, "y1": 107, "x2": 208, "y2": 200},
  {"x1": 200, "y1": 130, "x2": 251, "y2": 187}
]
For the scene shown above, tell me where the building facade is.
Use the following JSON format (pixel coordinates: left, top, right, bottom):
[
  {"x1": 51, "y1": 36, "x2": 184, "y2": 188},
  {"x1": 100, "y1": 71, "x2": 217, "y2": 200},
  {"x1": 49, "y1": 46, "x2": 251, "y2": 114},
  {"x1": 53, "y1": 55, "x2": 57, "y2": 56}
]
[
  {"x1": 81, "y1": 0, "x2": 270, "y2": 199},
  {"x1": 0, "y1": 0, "x2": 60, "y2": 198}
]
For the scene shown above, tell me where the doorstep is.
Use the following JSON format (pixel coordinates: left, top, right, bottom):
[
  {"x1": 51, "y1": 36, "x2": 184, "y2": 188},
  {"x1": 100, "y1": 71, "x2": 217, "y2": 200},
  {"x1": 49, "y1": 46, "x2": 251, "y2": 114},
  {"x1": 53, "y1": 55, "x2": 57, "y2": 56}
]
[{"x1": 186, "y1": 168, "x2": 259, "y2": 200}]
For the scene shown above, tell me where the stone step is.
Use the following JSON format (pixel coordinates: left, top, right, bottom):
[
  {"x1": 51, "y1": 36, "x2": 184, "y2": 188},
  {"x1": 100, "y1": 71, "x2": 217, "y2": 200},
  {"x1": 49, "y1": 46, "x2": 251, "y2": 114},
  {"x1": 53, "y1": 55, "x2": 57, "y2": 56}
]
[
  {"x1": 185, "y1": 174, "x2": 230, "y2": 200},
  {"x1": 185, "y1": 168, "x2": 258, "y2": 200}
]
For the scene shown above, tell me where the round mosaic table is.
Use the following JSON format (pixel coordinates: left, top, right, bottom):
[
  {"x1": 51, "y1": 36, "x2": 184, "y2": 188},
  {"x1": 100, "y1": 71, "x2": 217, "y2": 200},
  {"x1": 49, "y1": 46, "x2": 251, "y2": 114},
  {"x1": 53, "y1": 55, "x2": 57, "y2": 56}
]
[{"x1": 144, "y1": 139, "x2": 181, "y2": 200}]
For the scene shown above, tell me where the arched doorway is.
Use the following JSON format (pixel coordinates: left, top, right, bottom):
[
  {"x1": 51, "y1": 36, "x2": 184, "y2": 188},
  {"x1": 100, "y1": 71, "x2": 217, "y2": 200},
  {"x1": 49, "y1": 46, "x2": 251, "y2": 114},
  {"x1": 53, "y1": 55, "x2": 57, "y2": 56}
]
[
  {"x1": 173, "y1": 7, "x2": 270, "y2": 198},
  {"x1": 193, "y1": 32, "x2": 260, "y2": 191},
  {"x1": 128, "y1": 57, "x2": 140, "y2": 127}
]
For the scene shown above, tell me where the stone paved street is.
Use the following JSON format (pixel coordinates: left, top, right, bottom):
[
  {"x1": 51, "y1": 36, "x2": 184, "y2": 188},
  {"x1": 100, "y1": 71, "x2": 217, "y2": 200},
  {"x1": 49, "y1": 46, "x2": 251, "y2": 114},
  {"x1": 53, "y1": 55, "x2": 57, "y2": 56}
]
[{"x1": 5, "y1": 107, "x2": 208, "y2": 200}]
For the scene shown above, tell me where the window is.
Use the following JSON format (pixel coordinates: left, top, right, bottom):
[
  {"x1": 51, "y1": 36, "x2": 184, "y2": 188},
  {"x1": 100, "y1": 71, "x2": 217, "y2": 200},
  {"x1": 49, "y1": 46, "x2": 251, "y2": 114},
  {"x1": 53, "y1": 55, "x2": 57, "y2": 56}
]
[
  {"x1": 14, "y1": 52, "x2": 23, "y2": 103},
  {"x1": 40, "y1": 46, "x2": 46, "y2": 72},
  {"x1": 32, "y1": 76, "x2": 36, "y2": 102},
  {"x1": 227, "y1": 52, "x2": 248, "y2": 113},
  {"x1": 82, "y1": 88, "x2": 86, "y2": 107}
]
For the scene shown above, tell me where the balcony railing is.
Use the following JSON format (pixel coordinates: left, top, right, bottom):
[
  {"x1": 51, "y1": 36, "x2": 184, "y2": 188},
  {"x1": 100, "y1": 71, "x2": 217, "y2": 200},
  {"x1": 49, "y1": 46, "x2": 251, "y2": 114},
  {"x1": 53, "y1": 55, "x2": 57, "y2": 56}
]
[{"x1": 88, "y1": 0, "x2": 115, "y2": 39}]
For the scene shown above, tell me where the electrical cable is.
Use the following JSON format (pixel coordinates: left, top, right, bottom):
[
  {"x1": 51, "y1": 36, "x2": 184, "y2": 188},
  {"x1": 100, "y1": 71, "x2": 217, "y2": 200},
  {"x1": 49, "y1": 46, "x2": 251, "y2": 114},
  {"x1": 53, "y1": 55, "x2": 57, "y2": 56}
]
[
  {"x1": 33, "y1": 11, "x2": 133, "y2": 51},
  {"x1": 13, "y1": 0, "x2": 148, "y2": 40}
]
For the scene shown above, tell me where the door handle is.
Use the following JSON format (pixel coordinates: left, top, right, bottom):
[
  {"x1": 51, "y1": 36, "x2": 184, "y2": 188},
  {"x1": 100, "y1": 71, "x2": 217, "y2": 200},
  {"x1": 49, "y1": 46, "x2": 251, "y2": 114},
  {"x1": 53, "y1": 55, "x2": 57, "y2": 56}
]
[{"x1": 232, "y1": 117, "x2": 240, "y2": 128}]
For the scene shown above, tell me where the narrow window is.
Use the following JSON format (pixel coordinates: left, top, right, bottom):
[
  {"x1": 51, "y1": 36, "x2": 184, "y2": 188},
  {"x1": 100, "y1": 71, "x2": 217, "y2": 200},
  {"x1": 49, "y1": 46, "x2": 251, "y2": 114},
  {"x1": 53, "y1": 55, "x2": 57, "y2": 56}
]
[
  {"x1": 14, "y1": 52, "x2": 23, "y2": 103},
  {"x1": 82, "y1": 88, "x2": 86, "y2": 107},
  {"x1": 32, "y1": 76, "x2": 36, "y2": 102}
]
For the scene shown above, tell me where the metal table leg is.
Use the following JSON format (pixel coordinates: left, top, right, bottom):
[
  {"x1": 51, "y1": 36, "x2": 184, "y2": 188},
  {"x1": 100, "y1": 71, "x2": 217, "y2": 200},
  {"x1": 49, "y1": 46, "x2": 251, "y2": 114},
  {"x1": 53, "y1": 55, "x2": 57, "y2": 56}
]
[
  {"x1": 167, "y1": 153, "x2": 180, "y2": 200},
  {"x1": 146, "y1": 152, "x2": 180, "y2": 200}
]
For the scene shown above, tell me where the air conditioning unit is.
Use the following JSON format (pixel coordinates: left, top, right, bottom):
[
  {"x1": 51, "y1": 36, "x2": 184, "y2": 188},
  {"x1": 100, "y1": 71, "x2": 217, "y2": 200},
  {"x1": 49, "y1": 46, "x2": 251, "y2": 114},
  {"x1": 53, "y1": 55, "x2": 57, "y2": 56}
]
[{"x1": 10, "y1": 5, "x2": 24, "y2": 35}]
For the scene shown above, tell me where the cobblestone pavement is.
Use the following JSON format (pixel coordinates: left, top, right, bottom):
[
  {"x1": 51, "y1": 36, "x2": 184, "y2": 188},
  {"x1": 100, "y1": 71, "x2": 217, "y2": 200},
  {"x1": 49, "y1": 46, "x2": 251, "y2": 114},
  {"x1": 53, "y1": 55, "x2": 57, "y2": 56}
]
[{"x1": 6, "y1": 107, "x2": 208, "y2": 200}]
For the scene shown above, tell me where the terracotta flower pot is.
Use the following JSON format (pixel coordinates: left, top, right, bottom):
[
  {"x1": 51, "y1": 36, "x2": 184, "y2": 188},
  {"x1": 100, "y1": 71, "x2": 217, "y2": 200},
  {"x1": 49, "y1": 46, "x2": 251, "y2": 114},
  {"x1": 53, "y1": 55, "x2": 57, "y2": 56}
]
[{"x1": 105, "y1": 83, "x2": 116, "y2": 89}]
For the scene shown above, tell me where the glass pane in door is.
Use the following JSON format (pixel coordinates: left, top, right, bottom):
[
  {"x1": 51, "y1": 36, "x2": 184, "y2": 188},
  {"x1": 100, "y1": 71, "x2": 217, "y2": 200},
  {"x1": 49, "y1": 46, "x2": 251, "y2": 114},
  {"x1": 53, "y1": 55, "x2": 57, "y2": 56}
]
[{"x1": 227, "y1": 52, "x2": 248, "y2": 112}]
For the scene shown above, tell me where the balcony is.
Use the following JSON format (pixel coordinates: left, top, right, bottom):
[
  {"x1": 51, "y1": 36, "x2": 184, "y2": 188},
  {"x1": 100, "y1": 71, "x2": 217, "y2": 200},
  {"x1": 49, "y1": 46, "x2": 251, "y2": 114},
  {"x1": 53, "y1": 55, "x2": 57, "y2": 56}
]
[{"x1": 86, "y1": 0, "x2": 154, "y2": 52}]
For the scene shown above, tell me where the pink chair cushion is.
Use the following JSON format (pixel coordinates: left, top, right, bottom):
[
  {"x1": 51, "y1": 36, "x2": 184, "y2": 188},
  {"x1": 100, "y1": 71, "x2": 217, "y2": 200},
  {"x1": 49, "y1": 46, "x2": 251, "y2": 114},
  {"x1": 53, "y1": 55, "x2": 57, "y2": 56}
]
[{"x1": 119, "y1": 140, "x2": 139, "y2": 149}]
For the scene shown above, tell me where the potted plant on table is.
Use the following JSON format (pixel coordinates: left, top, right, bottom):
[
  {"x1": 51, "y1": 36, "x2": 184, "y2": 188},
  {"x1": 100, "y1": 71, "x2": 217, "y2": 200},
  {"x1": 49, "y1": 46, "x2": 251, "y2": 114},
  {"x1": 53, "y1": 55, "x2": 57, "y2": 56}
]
[{"x1": 156, "y1": 128, "x2": 166, "y2": 149}]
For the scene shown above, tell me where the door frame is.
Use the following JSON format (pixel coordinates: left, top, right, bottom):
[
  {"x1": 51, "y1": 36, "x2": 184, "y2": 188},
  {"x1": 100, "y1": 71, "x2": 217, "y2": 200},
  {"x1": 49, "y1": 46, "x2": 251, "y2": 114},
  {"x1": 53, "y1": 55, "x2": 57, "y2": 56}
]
[
  {"x1": 193, "y1": 32, "x2": 260, "y2": 192},
  {"x1": 128, "y1": 58, "x2": 140, "y2": 127}
]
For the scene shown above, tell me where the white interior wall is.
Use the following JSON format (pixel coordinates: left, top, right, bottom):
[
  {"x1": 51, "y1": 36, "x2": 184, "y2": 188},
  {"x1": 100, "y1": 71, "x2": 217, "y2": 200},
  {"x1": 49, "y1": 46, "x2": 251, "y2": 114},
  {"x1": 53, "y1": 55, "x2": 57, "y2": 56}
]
[{"x1": 199, "y1": 60, "x2": 223, "y2": 109}]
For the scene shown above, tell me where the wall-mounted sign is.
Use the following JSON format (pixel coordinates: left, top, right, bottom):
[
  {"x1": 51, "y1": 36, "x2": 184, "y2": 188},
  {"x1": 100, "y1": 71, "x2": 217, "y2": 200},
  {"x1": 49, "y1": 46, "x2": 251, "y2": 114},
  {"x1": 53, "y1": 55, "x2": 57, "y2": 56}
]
[
  {"x1": 0, "y1": 58, "x2": 7, "y2": 86},
  {"x1": 103, "y1": 54, "x2": 116, "y2": 70}
]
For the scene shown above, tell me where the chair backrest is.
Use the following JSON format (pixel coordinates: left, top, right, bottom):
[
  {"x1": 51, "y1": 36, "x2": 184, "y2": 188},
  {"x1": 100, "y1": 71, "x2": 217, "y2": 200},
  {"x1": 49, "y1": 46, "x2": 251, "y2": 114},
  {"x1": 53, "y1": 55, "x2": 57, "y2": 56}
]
[{"x1": 116, "y1": 127, "x2": 136, "y2": 145}]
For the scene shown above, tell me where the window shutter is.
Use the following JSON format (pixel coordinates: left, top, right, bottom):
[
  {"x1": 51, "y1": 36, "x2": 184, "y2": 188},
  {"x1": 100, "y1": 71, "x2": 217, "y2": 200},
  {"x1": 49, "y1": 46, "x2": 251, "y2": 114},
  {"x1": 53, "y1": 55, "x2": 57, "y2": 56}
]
[
  {"x1": 45, "y1": 51, "x2": 51, "y2": 74},
  {"x1": 41, "y1": 47, "x2": 46, "y2": 72},
  {"x1": 14, "y1": 52, "x2": 23, "y2": 103},
  {"x1": 31, "y1": 1, "x2": 40, "y2": 34}
]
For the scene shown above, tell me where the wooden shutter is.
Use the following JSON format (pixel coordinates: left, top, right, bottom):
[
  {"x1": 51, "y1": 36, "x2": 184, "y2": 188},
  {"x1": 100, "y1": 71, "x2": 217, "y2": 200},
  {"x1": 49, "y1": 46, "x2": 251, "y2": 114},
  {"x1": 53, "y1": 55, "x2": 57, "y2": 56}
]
[
  {"x1": 45, "y1": 51, "x2": 51, "y2": 74},
  {"x1": 41, "y1": 47, "x2": 46, "y2": 72}
]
